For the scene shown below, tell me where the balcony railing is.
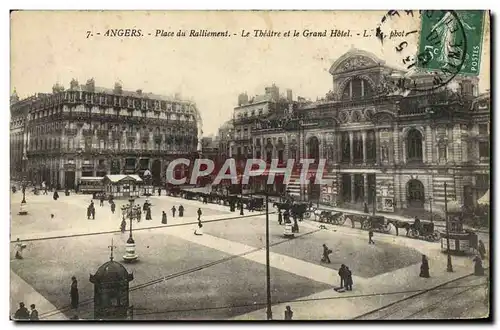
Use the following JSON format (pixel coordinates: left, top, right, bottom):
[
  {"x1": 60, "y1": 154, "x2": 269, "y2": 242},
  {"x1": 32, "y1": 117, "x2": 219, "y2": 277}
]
[
  {"x1": 126, "y1": 131, "x2": 137, "y2": 138},
  {"x1": 97, "y1": 129, "x2": 109, "y2": 138},
  {"x1": 140, "y1": 132, "x2": 150, "y2": 140},
  {"x1": 82, "y1": 129, "x2": 94, "y2": 137},
  {"x1": 65, "y1": 128, "x2": 78, "y2": 136},
  {"x1": 153, "y1": 133, "x2": 163, "y2": 142}
]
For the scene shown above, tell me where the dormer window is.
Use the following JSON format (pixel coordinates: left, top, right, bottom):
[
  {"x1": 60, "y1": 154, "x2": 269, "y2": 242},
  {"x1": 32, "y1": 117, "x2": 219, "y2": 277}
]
[{"x1": 341, "y1": 77, "x2": 374, "y2": 100}]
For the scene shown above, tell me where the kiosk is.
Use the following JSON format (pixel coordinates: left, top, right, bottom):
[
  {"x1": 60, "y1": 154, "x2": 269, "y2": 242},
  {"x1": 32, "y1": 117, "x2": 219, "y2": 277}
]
[
  {"x1": 103, "y1": 175, "x2": 143, "y2": 199},
  {"x1": 440, "y1": 201, "x2": 478, "y2": 255}
]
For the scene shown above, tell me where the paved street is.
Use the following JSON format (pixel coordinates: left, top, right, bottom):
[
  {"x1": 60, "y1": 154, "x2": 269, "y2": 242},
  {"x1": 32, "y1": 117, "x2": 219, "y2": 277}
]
[{"x1": 10, "y1": 191, "x2": 490, "y2": 320}]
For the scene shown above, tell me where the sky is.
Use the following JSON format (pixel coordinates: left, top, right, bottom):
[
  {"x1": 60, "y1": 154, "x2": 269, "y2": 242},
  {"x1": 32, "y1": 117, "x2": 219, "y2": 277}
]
[{"x1": 11, "y1": 11, "x2": 490, "y2": 135}]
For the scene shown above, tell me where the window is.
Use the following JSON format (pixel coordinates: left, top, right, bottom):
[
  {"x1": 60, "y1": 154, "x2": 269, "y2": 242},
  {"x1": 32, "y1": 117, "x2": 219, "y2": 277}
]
[
  {"x1": 341, "y1": 78, "x2": 374, "y2": 100},
  {"x1": 479, "y1": 141, "x2": 490, "y2": 158},
  {"x1": 479, "y1": 124, "x2": 489, "y2": 135},
  {"x1": 407, "y1": 129, "x2": 423, "y2": 162}
]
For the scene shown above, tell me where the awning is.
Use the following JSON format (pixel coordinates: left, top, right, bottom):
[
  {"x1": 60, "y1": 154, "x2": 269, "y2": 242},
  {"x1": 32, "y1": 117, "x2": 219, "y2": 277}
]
[{"x1": 478, "y1": 189, "x2": 490, "y2": 205}]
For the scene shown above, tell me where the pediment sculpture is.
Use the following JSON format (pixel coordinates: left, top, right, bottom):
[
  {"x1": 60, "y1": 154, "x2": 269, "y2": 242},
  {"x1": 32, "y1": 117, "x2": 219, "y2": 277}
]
[{"x1": 337, "y1": 56, "x2": 376, "y2": 73}]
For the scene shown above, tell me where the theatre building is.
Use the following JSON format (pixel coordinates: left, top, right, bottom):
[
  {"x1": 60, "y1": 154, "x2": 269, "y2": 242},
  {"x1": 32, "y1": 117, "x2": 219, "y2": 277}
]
[
  {"x1": 18, "y1": 79, "x2": 199, "y2": 189},
  {"x1": 230, "y1": 49, "x2": 490, "y2": 213}
]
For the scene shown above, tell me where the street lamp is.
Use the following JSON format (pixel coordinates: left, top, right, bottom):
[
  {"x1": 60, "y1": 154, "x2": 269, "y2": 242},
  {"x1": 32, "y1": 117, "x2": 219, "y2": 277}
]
[
  {"x1": 444, "y1": 182, "x2": 453, "y2": 272},
  {"x1": 121, "y1": 198, "x2": 140, "y2": 262}
]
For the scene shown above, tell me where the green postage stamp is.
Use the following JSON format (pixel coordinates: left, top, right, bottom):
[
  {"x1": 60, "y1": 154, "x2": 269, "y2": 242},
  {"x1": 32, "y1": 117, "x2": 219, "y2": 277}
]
[{"x1": 418, "y1": 10, "x2": 485, "y2": 76}]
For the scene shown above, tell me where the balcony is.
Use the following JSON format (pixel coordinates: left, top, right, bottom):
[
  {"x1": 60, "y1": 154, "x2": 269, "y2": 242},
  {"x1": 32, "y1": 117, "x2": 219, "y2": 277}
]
[
  {"x1": 96, "y1": 129, "x2": 109, "y2": 138},
  {"x1": 140, "y1": 132, "x2": 150, "y2": 141},
  {"x1": 65, "y1": 128, "x2": 78, "y2": 136},
  {"x1": 112, "y1": 131, "x2": 122, "y2": 139},
  {"x1": 126, "y1": 131, "x2": 137, "y2": 139},
  {"x1": 82, "y1": 129, "x2": 94, "y2": 137},
  {"x1": 153, "y1": 133, "x2": 163, "y2": 142}
]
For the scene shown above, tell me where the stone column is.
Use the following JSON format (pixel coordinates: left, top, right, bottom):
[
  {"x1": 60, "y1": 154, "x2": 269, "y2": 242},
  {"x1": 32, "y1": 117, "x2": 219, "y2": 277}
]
[
  {"x1": 393, "y1": 123, "x2": 400, "y2": 164},
  {"x1": 349, "y1": 131, "x2": 354, "y2": 164},
  {"x1": 375, "y1": 129, "x2": 380, "y2": 164},
  {"x1": 363, "y1": 173, "x2": 368, "y2": 203},
  {"x1": 362, "y1": 131, "x2": 367, "y2": 164},
  {"x1": 426, "y1": 125, "x2": 433, "y2": 164},
  {"x1": 350, "y1": 174, "x2": 356, "y2": 203}
]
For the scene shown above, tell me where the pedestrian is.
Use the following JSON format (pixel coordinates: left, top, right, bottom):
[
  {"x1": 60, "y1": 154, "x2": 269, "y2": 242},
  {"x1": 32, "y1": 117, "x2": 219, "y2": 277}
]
[
  {"x1": 478, "y1": 240, "x2": 486, "y2": 260},
  {"x1": 322, "y1": 244, "x2": 332, "y2": 263},
  {"x1": 197, "y1": 208, "x2": 202, "y2": 221},
  {"x1": 70, "y1": 276, "x2": 79, "y2": 309},
  {"x1": 344, "y1": 267, "x2": 353, "y2": 291},
  {"x1": 145, "y1": 205, "x2": 152, "y2": 220},
  {"x1": 15, "y1": 238, "x2": 25, "y2": 259},
  {"x1": 120, "y1": 218, "x2": 127, "y2": 233},
  {"x1": 368, "y1": 230, "x2": 375, "y2": 244},
  {"x1": 284, "y1": 305, "x2": 293, "y2": 320},
  {"x1": 364, "y1": 202, "x2": 369, "y2": 214},
  {"x1": 179, "y1": 205, "x2": 184, "y2": 217},
  {"x1": 194, "y1": 222, "x2": 203, "y2": 236},
  {"x1": 87, "y1": 205, "x2": 91, "y2": 220},
  {"x1": 240, "y1": 203, "x2": 244, "y2": 216},
  {"x1": 99, "y1": 195, "x2": 104, "y2": 207},
  {"x1": 42, "y1": 181, "x2": 48, "y2": 195},
  {"x1": 171, "y1": 206, "x2": 176, "y2": 218},
  {"x1": 53, "y1": 190, "x2": 59, "y2": 201},
  {"x1": 278, "y1": 209, "x2": 283, "y2": 225},
  {"x1": 293, "y1": 218, "x2": 299, "y2": 233},
  {"x1": 338, "y1": 264, "x2": 347, "y2": 288},
  {"x1": 158, "y1": 187, "x2": 161, "y2": 196},
  {"x1": 419, "y1": 254, "x2": 430, "y2": 278},
  {"x1": 29, "y1": 304, "x2": 39, "y2": 321},
  {"x1": 473, "y1": 255, "x2": 485, "y2": 276},
  {"x1": 110, "y1": 201, "x2": 116, "y2": 214},
  {"x1": 14, "y1": 302, "x2": 30, "y2": 320},
  {"x1": 162, "y1": 211, "x2": 167, "y2": 224}
]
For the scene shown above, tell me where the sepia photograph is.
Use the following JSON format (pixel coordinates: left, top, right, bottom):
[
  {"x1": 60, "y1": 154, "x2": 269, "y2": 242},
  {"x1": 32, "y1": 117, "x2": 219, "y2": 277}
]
[{"x1": 9, "y1": 10, "x2": 491, "y2": 321}]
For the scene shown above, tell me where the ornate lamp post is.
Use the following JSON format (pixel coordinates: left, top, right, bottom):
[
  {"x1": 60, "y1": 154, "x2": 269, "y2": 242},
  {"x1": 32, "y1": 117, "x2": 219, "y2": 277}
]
[{"x1": 121, "y1": 198, "x2": 140, "y2": 262}]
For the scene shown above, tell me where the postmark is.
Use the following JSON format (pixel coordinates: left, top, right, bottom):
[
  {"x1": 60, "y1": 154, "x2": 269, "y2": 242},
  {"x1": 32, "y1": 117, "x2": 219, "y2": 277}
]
[{"x1": 375, "y1": 10, "x2": 485, "y2": 92}]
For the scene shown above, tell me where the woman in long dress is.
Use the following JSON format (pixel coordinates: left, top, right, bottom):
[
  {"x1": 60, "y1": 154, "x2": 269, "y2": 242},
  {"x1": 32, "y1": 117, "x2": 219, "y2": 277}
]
[
  {"x1": 15, "y1": 238, "x2": 24, "y2": 259},
  {"x1": 420, "y1": 254, "x2": 430, "y2": 278}
]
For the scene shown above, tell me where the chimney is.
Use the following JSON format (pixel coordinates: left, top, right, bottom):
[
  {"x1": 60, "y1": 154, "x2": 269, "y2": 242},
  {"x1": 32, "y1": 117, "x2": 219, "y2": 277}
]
[
  {"x1": 136, "y1": 89, "x2": 142, "y2": 95},
  {"x1": 238, "y1": 93, "x2": 249, "y2": 106},
  {"x1": 286, "y1": 89, "x2": 293, "y2": 102}
]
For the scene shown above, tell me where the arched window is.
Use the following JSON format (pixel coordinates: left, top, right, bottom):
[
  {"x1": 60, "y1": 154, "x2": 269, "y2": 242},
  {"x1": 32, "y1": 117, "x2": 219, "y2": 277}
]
[
  {"x1": 341, "y1": 78, "x2": 374, "y2": 100},
  {"x1": 407, "y1": 129, "x2": 423, "y2": 162}
]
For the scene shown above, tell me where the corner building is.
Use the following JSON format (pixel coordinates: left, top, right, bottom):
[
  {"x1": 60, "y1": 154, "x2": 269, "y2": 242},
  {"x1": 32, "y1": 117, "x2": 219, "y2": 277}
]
[
  {"x1": 19, "y1": 79, "x2": 200, "y2": 189},
  {"x1": 233, "y1": 49, "x2": 490, "y2": 214}
]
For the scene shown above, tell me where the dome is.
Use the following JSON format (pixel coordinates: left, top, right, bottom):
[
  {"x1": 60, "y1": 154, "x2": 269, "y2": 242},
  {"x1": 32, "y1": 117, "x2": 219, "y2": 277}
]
[{"x1": 90, "y1": 260, "x2": 133, "y2": 284}]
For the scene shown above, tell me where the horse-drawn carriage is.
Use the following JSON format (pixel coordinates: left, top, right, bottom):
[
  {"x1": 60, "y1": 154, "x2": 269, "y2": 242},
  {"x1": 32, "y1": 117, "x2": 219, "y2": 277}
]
[
  {"x1": 386, "y1": 219, "x2": 440, "y2": 242},
  {"x1": 360, "y1": 215, "x2": 391, "y2": 233},
  {"x1": 315, "y1": 210, "x2": 346, "y2": 225}
]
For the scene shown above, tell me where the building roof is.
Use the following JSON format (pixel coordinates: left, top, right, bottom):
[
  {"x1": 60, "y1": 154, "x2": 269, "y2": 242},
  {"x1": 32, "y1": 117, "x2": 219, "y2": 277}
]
[
  {"x1": 90, "y1": 260, "x2": 133, "y2": 283},
  {"x1": 104, "y1": 174, "x2": 143, "y2": 183}
]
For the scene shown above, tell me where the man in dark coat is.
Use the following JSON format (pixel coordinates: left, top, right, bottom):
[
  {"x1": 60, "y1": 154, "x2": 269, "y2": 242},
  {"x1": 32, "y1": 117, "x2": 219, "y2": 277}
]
[
  {"x1": 53, "y1": 190, "x2": 59, "y2": 201},
  {"x1": 14, "y1": 302, "x2": 30, "y2": 320},
  {"x1": 419, "y1": 255, "x2": 430, "y2": 278},
  {"x1": 171, "y1": 206, "x2": 176, "y2": 217},
  {"x1": 158, "y1": 187, "x2": 161, "y2": 196},
  {"x1": 322, "y1": 244, "x2": 331, "y2": 263},
  {"x1": 70, "y1": 276, "x2": 79, "y2": 309},
  {"x1": 145, "y1": 206, "x2": 152, "y2": 220},
  {"x1": 284, "y1": 306, "x2": 293, "y2": 320},
  {"x1": 29, "y1": 304, "x2": 39, "y2": 320},
  {"x1": 197, "y1": 208, "x2": 202, "y2": 221},
  {"x1": 99, "y1": 195, "x2": 104, "y2": 207},
  {"x1": 162, "y1": 211, "x2": 167, "y2": 224},
  {"x1": 110, "y1": 202, "x2": 116, "y2": 214},
  {"x1": 239, "y1": 203, "x2": 244, "y2": 216},
  {"x1": 120, "y1": 218, "x2": 127, "y2": 233},
  {"x1": 368, "y1": 230, "x2": 375, "y2": 244},
  {"x1": 278, "y1": 210, "x2": 283, "y2": 225},
  {"x1": 344, "y1": 267, "x2": 353, "y2": 291},
  {"x1": 338, "y1": 264, "x2": 347, "y2": 288},
  {"x1": 364, "y1": 202, "x2": 369, "y2": 214},
  {"x1": 179, "y1": 205, "x2": 184, "y2": 217},
  {"x1": 478, "y1": 240, "x2": 486, "y2": 260}
]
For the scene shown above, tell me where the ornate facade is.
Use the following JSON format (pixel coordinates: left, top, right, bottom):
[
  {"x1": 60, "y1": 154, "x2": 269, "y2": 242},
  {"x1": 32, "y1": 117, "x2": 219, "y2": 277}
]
[
  {"x1": 12, "y1": 79, "x2": 200, "y2": 189},
  {"x1": 231, "y1": 49, "x2": 490, "y2": 213}
]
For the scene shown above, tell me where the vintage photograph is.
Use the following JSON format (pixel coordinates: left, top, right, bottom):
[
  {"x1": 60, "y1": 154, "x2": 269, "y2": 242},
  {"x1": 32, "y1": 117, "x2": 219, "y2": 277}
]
[{"x1": 9, "y1": 10, "x2": 490, "y2": 321}]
